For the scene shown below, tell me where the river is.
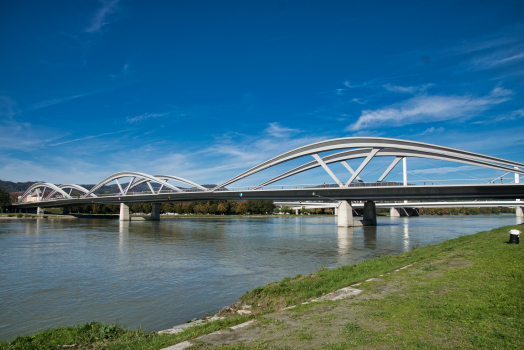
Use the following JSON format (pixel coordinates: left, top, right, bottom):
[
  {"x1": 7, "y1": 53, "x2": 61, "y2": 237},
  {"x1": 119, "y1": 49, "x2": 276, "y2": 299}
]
[{"x1": 0, "y1": 214, "x2": 522, "y2": 341}]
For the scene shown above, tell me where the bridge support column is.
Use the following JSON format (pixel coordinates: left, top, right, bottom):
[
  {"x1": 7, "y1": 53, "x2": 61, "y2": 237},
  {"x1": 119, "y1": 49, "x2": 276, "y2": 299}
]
[
  {"x1": 363, "y1": 201, "x2": 377, "y2": 226},
  {"x1": 390, "y1": 208, "x2": 401, "y2": 217},
  {"x1": 62, "y1": 206, "x2": 70, "y2": 215},
  {"x1": 37, "y1": 207, "x2": 43, "y2": 215},
  {"x1": 119, "y1": 203, "x2": 130, "y2": 221},
  {"x1": 516, "y1": 168, "x2": 522, "y2": 217},
  {"x1": 295, "y1": 209, "x2": 299, "y2": 215},
  {"x1": 334, "y1": 205, "x2": 338, "y2": 216},
  {"x1": 338, "y1": 201, "x2": 354, "y2": 227},
  {"x1": 151, "y1": 203, "x2": 160, "y2": 221}
]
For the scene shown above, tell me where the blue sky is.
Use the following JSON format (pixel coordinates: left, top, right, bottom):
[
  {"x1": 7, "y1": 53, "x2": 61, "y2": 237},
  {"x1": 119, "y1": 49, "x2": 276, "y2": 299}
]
[{"x1": 1, "y1": 0, "x2": 523, "y2": 187}]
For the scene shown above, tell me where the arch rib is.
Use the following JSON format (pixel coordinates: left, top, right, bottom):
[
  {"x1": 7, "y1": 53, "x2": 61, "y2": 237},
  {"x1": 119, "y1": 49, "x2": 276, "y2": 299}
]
[
  {"x1": 83, "y1": 172, "x2": 183, "y2": 197},
  {"x1": 129, "y1": 175, "x2": 207, "y2": 192},
  {"x1": 17, "y1": 183, "x2": 72, "y2": 204},
  {"x1": 214, "y1": 137, "x2": 524, "y2": 190},
  {"x1": 45, "y1": 184, "x2": 97, "y2": 200},
  {"x1": 250, "y1": 146, "x2": 524, "y2": 190}
]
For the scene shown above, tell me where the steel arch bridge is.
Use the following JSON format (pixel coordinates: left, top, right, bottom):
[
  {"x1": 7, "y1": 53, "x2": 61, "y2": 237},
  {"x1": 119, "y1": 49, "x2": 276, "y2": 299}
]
[{"x1": 14, "y1": 137, "x2": 524, "y2": 207}]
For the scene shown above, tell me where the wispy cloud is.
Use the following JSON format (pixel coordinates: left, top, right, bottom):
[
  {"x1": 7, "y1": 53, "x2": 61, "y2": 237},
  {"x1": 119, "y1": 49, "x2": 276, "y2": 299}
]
[
  {"x1": 0, "y1": 95, "x2": 19, "y2": 118},
  {"x1": 29, "y1": 93, "x2": 90, "y2": 111},
  {"x1": 472, "y1": 49, "x2": 524, "y2": 69},
  {"x1": 383, "y1": 83, "x2": 433, "y2": 94},
  {"x1": 265, "y1": 122, "x2": 301, "y2": 138},
  {"x1": 347, "y1": 87, "x2": 513, "y2": 131},
  {"x1": 419, "y1": 126, "x2": 445, "y2": 135},
  {"x1": 126, "y1": 112, "x2": 170, "y2": 123},
  {"x1": 85, "y1": 0, "x2": 121, "y2": 33},
  {"x1": 351, "y1": 98, "x2": 366, "y2": 104},
  {"x1": 50, "y1": 129, "x2": 132, "y2": 146},
  {"x1": 472, "y1": 108, "x2": 524, "y2": 125},
  {"x1": 110, "y1": 62, "x2": 130, "y2": 80}
]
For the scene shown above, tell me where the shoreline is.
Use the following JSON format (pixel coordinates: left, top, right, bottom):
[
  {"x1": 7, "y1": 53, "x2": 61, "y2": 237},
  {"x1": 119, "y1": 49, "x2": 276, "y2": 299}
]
[{"x1": 3, "y1": 222, "x2": 522, "y2": 349}]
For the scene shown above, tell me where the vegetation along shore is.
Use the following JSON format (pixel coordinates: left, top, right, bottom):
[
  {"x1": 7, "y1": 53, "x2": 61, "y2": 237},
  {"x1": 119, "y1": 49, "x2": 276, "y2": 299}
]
[{"x1": 1, "y1": 223, "x2": 522, "y2": 349}]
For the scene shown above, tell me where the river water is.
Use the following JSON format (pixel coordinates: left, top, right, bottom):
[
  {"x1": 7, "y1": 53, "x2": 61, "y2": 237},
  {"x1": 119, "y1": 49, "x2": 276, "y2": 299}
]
[{"x1": 0, "y1": 215, "x2": 522, "y2": 341}]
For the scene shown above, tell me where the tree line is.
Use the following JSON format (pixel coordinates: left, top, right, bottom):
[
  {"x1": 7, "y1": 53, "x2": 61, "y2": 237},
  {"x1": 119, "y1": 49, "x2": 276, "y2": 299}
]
[
  {"x1": 418, "y1": 207, "x2": 516, "y2": 215},
  {"x1": 68, "y1": 200, "x2": 277, "y2": 215}
]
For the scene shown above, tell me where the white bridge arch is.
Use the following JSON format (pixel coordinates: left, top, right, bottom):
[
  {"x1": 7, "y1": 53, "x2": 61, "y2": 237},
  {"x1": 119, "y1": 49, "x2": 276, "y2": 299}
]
[
  {"x1": 15, "y1": 137, "x2": 524, "y2": 204},
  {"x1": 213, "y1": 137, "x2": 524, "y2": 190}
]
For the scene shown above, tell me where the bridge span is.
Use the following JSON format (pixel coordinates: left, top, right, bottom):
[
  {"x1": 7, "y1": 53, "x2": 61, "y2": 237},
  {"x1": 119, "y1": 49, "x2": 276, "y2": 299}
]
[{"x1": 13, "y1": 137, "x2": 524, "y2": 226}]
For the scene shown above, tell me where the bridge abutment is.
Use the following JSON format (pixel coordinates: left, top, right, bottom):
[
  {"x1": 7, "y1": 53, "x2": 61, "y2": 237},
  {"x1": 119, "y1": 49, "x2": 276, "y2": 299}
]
[
  {"x1": 119, "y1": 203, "x2": 130, "y2": 221},
  {"x1": 151, "y1": 203, "x2": 160, "y2": 220}
]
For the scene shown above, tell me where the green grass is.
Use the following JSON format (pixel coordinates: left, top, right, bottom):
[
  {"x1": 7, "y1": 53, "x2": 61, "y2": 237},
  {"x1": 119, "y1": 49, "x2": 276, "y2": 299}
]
[{"x1": 0, "y1": 316, "x2": 255, "y2": 350}]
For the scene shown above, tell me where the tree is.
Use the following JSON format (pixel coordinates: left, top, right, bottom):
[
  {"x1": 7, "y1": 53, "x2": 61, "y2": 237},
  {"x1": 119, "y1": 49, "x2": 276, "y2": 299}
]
[
  {"x1": 281, "y1": 206, "x2": 291, "y2": 214},
  {"x1": 236, "y1": 201, "x2": 247, "y2": 214},
  {"x1": 209, "y1": 203, "x2": 218, "y2": 214},
  {"x1": 217, "y1": 203, "x2": 226, "y2": 215},
  {"x1": 0, "y1": 189, "x2": 11, "y2": 212}
]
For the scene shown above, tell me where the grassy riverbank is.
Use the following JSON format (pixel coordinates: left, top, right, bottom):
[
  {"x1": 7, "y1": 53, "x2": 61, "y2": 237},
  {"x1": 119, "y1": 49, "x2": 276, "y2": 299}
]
[{"x1": 2, "y1": 224, "x2": 522, "y2": 349}]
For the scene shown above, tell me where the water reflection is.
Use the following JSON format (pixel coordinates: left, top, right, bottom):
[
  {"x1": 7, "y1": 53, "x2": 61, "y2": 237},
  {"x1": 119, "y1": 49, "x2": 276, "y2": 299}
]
[
  {"x1": 403, "y1": 217, "x2": 410, "y2": 252},
  {"x1": 362, "y1": 226, "x2": 377, "y2": 250},
  {"x1": 337, "y1": 227, "x2": 353, "y2": 255}
]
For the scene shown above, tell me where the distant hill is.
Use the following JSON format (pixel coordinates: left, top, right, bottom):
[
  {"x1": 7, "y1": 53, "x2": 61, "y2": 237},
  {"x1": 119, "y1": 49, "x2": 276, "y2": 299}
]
[{"x1": 0, "y1": 180, "x2": 39, "y2": 193}]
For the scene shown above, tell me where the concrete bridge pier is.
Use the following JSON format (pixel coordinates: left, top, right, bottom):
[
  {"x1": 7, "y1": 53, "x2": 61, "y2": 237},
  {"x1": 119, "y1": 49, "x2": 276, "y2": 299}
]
[
  {"x1": 363, "y1": 201, "x2": 377, "y2": 226},
  {"x1": 390, "y1": 208, "x2": 401, "y2": 217},
  {"x1": 119, "y1": 203, "x2": 130, "y2": 221},
  {"x1": 337, "y1": 200, "x2": 354, "y2": 227},
  {"x1": 151, "y1": 203, "x2": 160, "y2": 220},
  {"x1": 390, "y1": 207, "x2": 419, "y2": 217},
  {"x1": 515, "y1": 169, "x2": 522, "y2": 217},
  {"x1": 338, "y1": 200, "x2": 377, "y2": 227}
]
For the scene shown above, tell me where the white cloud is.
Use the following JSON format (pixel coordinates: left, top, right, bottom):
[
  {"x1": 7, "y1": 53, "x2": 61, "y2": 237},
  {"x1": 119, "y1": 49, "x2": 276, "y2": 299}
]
[
  {"x1": 85, "y1": 0, "x2": 121, "y2": 33},
  {"x1": 347, "y1": 87, "x2": 512, "y2": 131},
  {"x1": 110, "y1": 63, "x2": 130, "y2": 80},
  {"x1": 472, "y1": 50, "x2": 524, "y2": 69},
  {"x1": 265, "y1": 122, "x2": 300, "y2": 137},
  {"x1": 383, "y1": 83, "x2": 433, "y2": 94},
  {"x1": 351, "y1": 98, "x2": 366, "y2": 104},
  {"x1": 419, "y1": 126, "x2": 445, "y2": 135},
  {"x1": 50, "y1": 129, "x2": 132, "y2": 146},
  {"x1": 0, "y1": 95, "x2": 19, "y2": 118},
  {"x1": 472, "y1": 108, "x2": 524, "y2": 125},
  {"x1": 126, "y1": 112, "x2": 170, "y2": 123}
]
